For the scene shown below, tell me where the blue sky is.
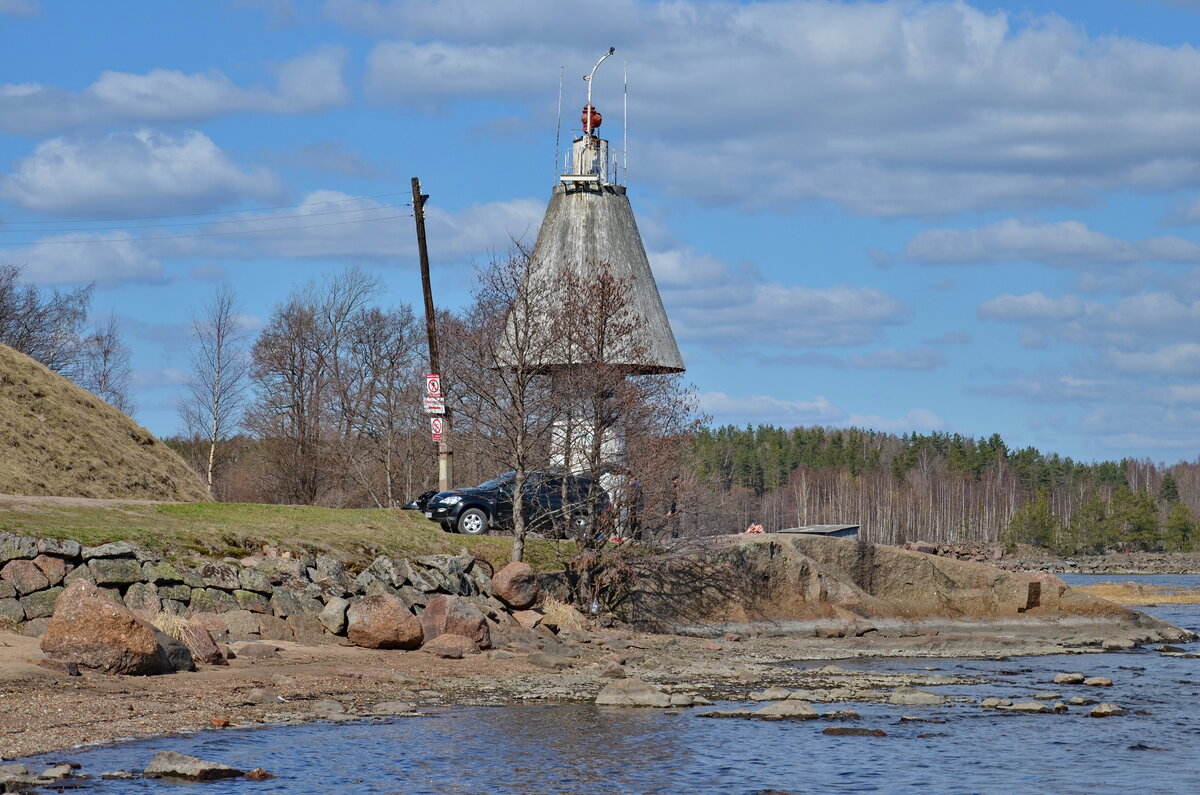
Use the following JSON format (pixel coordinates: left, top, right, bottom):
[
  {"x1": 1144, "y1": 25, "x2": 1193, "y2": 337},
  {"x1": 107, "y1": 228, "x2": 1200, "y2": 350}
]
[{"x1": 3, "y1": 0, "x2": 1200, "y2": 464}]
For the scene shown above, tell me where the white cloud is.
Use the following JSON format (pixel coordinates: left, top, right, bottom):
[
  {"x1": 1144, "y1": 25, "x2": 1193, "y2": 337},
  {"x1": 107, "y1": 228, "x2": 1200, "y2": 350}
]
[
  {"x1": 0, "y1": 0, "x2": 38, "y2": 17},
  {"x1": 348, "y1": 1, "x2": 1200, "y2": 216},
  {"x1": 651, "y1": 247, "x2": 907, "y2": 349},
  {"x1": 0, "y1": 48, "x2": 347, "y2": 135},
  {"x1": 699, "y1": 390, "x2": 943, "y2": 433},
  {"x1": 978, "y1": 292, "x2": 1088, "y2": 322},
  {"x1": 1, "y1": 129, "x2": 282, "y2": 215},
  {"x1": 906, "y1": 219, "x2": 1200, "y2": 267},
  {"x1": 1110, "y1": 343, "x2": 1200, "y2": 375},
  {"x1": 12, "y1": 232, "x2": 162, "y2": 285}
]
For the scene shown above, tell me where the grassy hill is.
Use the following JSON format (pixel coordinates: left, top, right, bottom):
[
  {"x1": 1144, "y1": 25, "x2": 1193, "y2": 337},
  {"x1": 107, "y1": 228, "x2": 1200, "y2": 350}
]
[
  {"x1": 0, "y1": 496, "x2": 563, "y2": 571},
  {"x1": 0, "y1": 343, "x2": 208, "y2": 501}
]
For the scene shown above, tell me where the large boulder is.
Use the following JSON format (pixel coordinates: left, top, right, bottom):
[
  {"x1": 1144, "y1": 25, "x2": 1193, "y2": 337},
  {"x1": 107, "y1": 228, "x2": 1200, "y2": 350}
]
[
  {"x1": 492, "y1": 562, "x2": 539, "y2": 610},
  {"x1": 182, "y1": 620, "x2": 226, "y2": 666},
  {"x1": 595, "y1": 678, "x2": 671, "y2": 707},
  {"x1": 40, "y1": 580, "x2": 187, "y2": 675},
  {"x1": 143, "y1": 752, "x2": 242, "y2": 781},
  {"x1": 420, "y1": 595, "x2": 491, "y2": 650},
  {"x1": 346, "y1": 595, "x2": 423, "y2": 650}
]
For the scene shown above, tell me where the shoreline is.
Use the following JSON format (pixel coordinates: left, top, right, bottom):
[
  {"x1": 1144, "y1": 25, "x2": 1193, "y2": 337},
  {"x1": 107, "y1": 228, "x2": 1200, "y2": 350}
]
[{"x1": 0, "y1": 612, "x2": 1180, "y2": 761}]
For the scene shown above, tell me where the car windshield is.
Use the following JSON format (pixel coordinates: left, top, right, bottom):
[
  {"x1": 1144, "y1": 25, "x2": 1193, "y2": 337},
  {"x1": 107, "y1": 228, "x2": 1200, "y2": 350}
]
[{"x1": 475, "y1": 472, "x2": 515, "y2": 490}]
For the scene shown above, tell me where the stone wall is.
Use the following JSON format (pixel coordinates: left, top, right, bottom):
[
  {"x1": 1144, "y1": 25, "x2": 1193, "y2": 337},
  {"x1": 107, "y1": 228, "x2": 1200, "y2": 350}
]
[{"x1": 0, "y1": 532, "x2": 510, "y2": 644}]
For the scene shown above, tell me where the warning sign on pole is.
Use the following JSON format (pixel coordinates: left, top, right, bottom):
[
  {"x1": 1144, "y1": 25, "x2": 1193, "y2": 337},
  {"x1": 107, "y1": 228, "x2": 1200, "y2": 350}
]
[
  {"x1": 430, "y1": 416, "x2": 444, "y2": 442},
  {"x1": 424, "y1": 373, "x2": 445, "y2": 414}
]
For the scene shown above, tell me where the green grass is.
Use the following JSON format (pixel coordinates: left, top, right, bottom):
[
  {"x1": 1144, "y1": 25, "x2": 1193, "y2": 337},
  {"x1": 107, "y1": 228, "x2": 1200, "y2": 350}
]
[{"x1": 0, "y1": 501, "x2": 568, "y2": 572}]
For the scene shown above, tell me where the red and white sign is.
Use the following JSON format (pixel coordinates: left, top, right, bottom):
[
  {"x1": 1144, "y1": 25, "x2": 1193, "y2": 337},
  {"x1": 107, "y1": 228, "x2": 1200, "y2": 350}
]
[
  {"x1": 430, "y1": 416, "x2": 444, "y2": 442},
  {"x1": 424, "y1": 373, "x2": 445, "y2": 414}
]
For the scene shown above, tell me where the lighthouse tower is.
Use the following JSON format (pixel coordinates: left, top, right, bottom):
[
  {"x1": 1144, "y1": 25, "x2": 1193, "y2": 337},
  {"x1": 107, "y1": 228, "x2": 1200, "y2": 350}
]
[{"x1": 519, "y1": 50, "x2": 685, "y2": 375}]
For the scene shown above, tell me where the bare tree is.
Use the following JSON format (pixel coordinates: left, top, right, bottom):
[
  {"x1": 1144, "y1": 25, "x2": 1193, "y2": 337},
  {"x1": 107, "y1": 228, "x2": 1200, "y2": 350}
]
[
  {"x1": 76, "y1": 314, "x2": 134, "y2": 414},
  {"x1": 0, "y1": 264, "x2": 93, "y2": 372},
  {"x1": 180, "y1": 285, "x2": 248, "y2": 497},
  {"x1": 450, "y1": 249, "x2": 565, "y2": 562}
]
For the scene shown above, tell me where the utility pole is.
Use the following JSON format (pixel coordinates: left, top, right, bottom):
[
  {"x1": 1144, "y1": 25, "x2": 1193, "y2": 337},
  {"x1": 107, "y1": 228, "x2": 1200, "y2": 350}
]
[{"x1": 412, "y1": 176, "x2": 452, "y2": 492}]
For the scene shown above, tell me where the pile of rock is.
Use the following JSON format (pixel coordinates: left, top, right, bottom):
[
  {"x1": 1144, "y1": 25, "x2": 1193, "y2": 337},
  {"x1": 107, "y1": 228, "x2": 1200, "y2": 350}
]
[
  {"x1": 900, "y1": 541, "x2": 1006, "y2": 563},
  {"x1": 2, "y1": 531, "x2": 546, "y2": 672}
]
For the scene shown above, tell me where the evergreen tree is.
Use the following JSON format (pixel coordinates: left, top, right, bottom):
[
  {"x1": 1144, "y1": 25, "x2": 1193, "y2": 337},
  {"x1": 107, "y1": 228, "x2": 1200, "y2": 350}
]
[
  {"x1": 1164, "y1": 501, "x2": 1195, "y2": 553},
  {"x1": 1059, "y1": 492, "x2": 1111, "y2": 555},
  {"x1": 1003, "y1": 489, "x2": 1060, "y2": 550},
  {"x1": 1159, "y1": 473, "x2": 1181, "y2": 504},
  {"x1": 1109, "y1": 486, "x2": 1160, "y2": 551}
]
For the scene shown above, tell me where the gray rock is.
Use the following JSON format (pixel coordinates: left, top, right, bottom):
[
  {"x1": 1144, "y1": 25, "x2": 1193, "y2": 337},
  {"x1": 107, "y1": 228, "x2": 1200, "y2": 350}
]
[
  {"x1": 316, "y1": 554, "x2": 347, "y2": 578},
  {"x1": 396, "y1": 585, "x2": 428, "y2": 610},
  {"x1": 63, "y1": 565, "x2": 96, "y2": 586},
  {"x1": 1090, "y1": 702, "x2": 1126, "y2": 717},
  {"x1": 246, "y1": 687, "x2": 283, "y2": 703},
  {"x1": 37, "y1": 538, "x2": 82, "y2": 560},
  {"x1": 319, "y1": 596, "x2": 350, "y2": 634},
  {"x1": 888, "y1": 688, "x2": 945, "y2": 707},
  {"x1": 19, "y1": 586, "x2": 63, "y2": 619},
  {"x1": 352, "y1": 569, "x2": 375, "y2": 593},
  {"x1": 190, "y1": 587, "x2": 239, "y2": 614},
  {"x1": 39, "y1": 763, "x2": 73, "y2": 781},
  {"x1": 123, "y1": 582, "x2": 160, "y2": 613},
  {"x1": 366, "y1": 579, "x2": 401, "y2": 599},
  {"x1": 155, "y1": 630, "x2": 197, "y2": 672},
  {"x1": 406, "y1": 566, "x2": 437, "y2": 593},
  {"x1": 81, "y1": 541, "x2": 140, "y2": 560},
  {"x1": 697, "y1": 708, "x2": 757, "y2": 719},
  {"x1": 1085, "y1": 677, "x2": 1114, "y2": 687},
  {"x1": 0, "y1": 598, "x2": 25, "y2": 624},
  {"x1": 372, "y1": 700, "x2": 417, "y2": 715},
  {"x1": 1102, "y1": 637, "x2": 1137, "y2": 651},
  {"x1": 259, "y1": 614, "x2": 294, "y2": 641},
  {"x1": 198, "y1": 562, "x2": 241, "y2": 591},
  {"x1": 0, "y1": 534, "x2": 38, "y2": 563},
  {"x1": 238, "y1": 568, "x2": 274, "y2": 595},
  {"x1": 21, "y1": 616, "x2": 52, "y2": 636},
  {"x1": 595, "y1": 678, "x2": 671, "y2": 707},
  {"x1": 756, "y1": 700, "x2": 819, "y2": 720},
  {"x1": 0, "y1": 580, "x2": 14, "y2": 600},
  {"x1": 159, "y1": 584, "x2": 191, "y2": 603},
  {"x1": 527, "y1": 651, "x2": 575, "y2": 670},
  {"x1": 750, "y1": 686, "x2": 793, "y2": 701},
  {"x1": 233, "y1": 589, "x2": 270, "y2": 613},
  {"x1": 222, "y1": 609, "x2": 262, "y2": 639},
  {"x1": 255, "y1": 557, "x2": 306, "y2": 583},
  {"x1": 1053, "y1": 673, "x2": 1085, "y2": 685},
  {"x1": 287, "y1": 614, "x2": 325, "y2": 642},
  {"x1": 88, "y1": 558, "x2": 144, "y2": 586},
  {"x1": 142, "y1": 561, "x2": 186, "y2": 585},
  {"x1": 367, "y1": 556, "x2": 408, "y2": 587},
  {"x1": 1001, "y1": 701, "x2": 1052, "y2": 714},
  {"x1": 235, "y1": 642, "x2": 280, "y2": 658},
  {"x1": 981, "y1": 698, "x2": 1013, "y2": 708},
  {"x1": 270, "y1": 587, "x2": 323, "y2": 618},
  {"x1": 143, "y1": 751, "x2": 242, "y2": 781},
  {"x1": 1067, "y1": 696, "x2": 1095, "y2": 706}
]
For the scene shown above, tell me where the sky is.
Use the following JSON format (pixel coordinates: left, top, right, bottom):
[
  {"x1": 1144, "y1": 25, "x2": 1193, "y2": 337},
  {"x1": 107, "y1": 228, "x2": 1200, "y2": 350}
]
[{"x1": 3, "y1": 0, "x2": 1200, "y2": 465}]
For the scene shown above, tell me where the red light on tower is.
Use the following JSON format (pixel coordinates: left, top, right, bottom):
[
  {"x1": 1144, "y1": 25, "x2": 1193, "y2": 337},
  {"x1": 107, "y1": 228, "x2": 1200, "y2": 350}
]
[{"x1": 582, "y1": 104, "x2": 603, "y2": 134}]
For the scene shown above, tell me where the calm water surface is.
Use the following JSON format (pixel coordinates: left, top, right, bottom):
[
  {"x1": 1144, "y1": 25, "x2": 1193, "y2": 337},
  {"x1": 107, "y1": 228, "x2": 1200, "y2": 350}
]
[{"x1": 17, "y1": 574, "x2": 1200, "y2": 794}]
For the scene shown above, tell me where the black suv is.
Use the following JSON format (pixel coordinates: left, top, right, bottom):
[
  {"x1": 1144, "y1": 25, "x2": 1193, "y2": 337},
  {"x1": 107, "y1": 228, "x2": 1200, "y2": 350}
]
[{"x1": 423, "y1": 471, "x2": 609, "y2": 536}]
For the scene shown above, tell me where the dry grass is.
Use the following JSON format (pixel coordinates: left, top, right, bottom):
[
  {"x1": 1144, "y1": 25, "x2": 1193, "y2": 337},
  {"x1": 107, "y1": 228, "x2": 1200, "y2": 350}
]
[
  {"x1": 1076, "y1": 581, "x2": 1200, "y2": 606},
  {"x1": 151, "y1": 612, "x2": 189, "y2": 641},
  {"x1": 0, "y1": 496, "x2": 567, "y2": 573},
  {"x1": 0, "y1": 343, "x2": 208, "y2": 501},
  {"x1": 541, "y1": 596, "x2": 588, "y2": 631}
]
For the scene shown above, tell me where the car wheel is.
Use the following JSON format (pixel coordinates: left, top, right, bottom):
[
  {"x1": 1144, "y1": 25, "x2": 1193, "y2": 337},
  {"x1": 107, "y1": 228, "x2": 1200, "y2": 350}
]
[{"x1": 457, "y1": 508, "x2": 489, "y2": 536}]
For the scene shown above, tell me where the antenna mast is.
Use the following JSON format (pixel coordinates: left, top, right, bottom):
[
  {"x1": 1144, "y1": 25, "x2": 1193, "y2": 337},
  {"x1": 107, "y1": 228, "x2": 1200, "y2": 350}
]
[
  {"x1": 623, "y1": 59, "x2": 628, "y2": 185},
  {"x1": 554, "y1": 66, "x2": 563, "y2": 182},
  {"x1": 583, "y1": 47, "x2": 616, "y2": 137}
]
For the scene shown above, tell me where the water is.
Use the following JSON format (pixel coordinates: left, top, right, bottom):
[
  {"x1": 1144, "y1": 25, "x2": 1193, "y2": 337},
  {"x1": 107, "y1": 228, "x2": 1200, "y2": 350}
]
[{"x1": 18, "y1": 575, "x2": 1200, "y2": 794}]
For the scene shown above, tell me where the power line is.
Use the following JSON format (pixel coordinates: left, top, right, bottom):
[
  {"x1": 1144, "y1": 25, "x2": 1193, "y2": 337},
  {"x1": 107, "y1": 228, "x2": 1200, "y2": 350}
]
[
  {"x1": 0, "y1": 191, "x2": 412, "y2": 225},
  {"x1": 0, "y1": 211, "x2": 415, "y2": 247},
  {"x1": 1, "y1": 202, "x2": 408, "y2": 234}
]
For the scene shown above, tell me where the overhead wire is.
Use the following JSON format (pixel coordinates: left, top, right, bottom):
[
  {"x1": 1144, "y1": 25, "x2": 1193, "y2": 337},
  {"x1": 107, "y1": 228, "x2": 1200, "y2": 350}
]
[
  {"x1": 0, "y1": 211, "x2": 414, "y2": 247},
  {"x1": 0, "y1": 191, "x2": 413, "y2": 225}
]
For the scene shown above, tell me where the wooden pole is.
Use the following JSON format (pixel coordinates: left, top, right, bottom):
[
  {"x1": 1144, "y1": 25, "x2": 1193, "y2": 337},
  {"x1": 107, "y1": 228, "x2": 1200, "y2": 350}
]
[{"x1": 412, "y1": 177, "x2": 452, "y2": 492}]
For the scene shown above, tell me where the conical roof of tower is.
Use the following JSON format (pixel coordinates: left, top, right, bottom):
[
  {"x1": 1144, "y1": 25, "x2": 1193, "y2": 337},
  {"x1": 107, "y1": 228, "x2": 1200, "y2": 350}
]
[{"x1": 519, "y1": 179, "x2": 685, "y2": 374}]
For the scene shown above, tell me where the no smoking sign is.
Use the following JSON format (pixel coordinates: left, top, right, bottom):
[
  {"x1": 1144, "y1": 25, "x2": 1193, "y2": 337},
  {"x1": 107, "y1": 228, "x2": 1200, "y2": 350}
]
[{"x1": 430, "y1": 416, "x2": 444, "y2": 442}]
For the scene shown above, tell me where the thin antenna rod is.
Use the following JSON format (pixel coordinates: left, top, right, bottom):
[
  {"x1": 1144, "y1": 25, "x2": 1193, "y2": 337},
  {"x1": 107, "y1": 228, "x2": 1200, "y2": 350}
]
[
  {"x1": 623, "y1": 59, "x2": 628, "y2": 185},
  {"x1": 554, "y1": 66, "x2": 563, "y2": 182},
  {"x1": 584, "y1": 46, "x2": 616, "y2": 136}
]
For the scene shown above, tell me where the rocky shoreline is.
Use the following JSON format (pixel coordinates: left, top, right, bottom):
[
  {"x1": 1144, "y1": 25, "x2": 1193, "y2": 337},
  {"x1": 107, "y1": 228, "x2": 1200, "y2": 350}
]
[
  {"x1": 2, "y1": 530, "x2": 1197, "y2": 770},
  {"x1": 899, "y1": 541, "x2": 1200, "y2": 575}
]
